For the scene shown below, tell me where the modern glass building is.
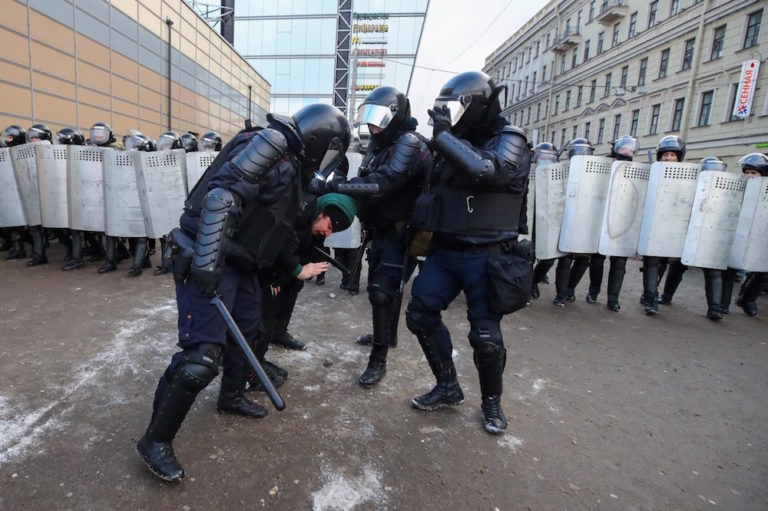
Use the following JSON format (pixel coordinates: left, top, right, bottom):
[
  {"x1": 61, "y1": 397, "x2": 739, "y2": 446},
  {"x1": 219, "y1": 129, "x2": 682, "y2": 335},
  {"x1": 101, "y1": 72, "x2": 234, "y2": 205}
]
[{"x1": 231, "y1": 0, "x2": 429, "y2": 119}]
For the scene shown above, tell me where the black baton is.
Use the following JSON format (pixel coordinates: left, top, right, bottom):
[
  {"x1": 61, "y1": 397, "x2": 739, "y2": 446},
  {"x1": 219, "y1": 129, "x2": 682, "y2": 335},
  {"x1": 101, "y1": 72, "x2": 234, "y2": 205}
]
[
  {"x1": 210, "y1": 295, "x2": 286, "y2": 411},
  {"x1": 312, "y1": 245, "x2": 351, "y2": 279}
]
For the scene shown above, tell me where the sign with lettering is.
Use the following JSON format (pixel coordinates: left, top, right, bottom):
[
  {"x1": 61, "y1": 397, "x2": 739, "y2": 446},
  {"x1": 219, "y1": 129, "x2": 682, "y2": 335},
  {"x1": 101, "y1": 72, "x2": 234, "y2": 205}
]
[{"x1": 732, "y1": 59, "x2": 760, "y2": 120}]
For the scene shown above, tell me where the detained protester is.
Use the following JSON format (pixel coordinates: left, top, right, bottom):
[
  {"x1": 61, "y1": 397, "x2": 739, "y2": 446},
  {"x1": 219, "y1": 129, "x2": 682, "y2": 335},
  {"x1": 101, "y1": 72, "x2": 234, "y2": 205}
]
[
  {"x1": 405, "y1": 71, "x2": 531, "y2": 434},
  {"x1": 136, "y1": 103, "x2": 351, "y2": 481}
]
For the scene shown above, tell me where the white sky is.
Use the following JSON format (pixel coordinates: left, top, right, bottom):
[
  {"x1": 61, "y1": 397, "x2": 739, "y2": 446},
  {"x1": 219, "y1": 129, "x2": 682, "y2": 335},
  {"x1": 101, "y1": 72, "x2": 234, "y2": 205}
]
[{"x1": 409, "y1": 0, "x2": 549, "y2": 136}]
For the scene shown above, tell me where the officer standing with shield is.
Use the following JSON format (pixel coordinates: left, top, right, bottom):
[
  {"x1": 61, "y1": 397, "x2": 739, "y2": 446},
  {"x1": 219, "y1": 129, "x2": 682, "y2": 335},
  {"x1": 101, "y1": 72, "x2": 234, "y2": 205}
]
[
  {"x1": 405, "y1": 71, "x2": 530, "y2": 435},
  {"x1": 2, "y1": 125, "x2": 29, "y2": 261},
  {"x1": 136, "y1": 103, "x2": 351, "y2": 482}
]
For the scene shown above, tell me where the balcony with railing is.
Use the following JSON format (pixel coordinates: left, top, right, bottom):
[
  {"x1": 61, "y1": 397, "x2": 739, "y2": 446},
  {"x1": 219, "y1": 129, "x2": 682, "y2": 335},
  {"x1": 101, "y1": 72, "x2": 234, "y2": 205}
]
[
  {"x1": 595, "y1": 0, "x2": 630, "y2": 25},
  {"x1": 551, "y1": 25, "x2": 582, "y2": 52}
]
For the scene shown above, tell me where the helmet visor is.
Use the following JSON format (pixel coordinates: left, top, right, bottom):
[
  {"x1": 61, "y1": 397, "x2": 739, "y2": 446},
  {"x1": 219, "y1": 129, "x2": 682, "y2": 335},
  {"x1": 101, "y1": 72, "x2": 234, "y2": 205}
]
[
  {"x1": 90, "y1": 126, "x2": 111, "y2": 146},
  {"x1": 26, "y1": 127, "x2": 48, "y2": 143},
  {"x1": 200, "y1": 138, "x2": 218, "y2": 151},
  {"x1": 124, "y1": 136, "x2": 144, "y2": 151},
  {"x1": 355, "y1": 103, "x2": 394, "y2": 129},
  {"x1": 428, "y1": 100, "x2": 467, "y2": 127},
  {"x1": 156, "y1": 134, "x2": 176, "y2": 152},
  {"x1": 615, "y1": 139, "x2": 638, "y2": 157}
]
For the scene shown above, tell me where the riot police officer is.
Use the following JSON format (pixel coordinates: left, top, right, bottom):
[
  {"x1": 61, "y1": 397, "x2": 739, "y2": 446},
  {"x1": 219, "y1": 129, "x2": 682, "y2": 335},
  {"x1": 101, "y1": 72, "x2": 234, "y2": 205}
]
[
  {"x1": 136, "y1": 103, "x2": 351, "y2": 482},
  {"x1": 55, "y1": 127, "x2": 87, "y2": 270},
  {"x1": 585, "y1": 136, "x2": 637, "y2": 311},
  {"x1": 200, "y1": 131, "x2": 222, "y2": 151},
  {"x1": 156, "y1": 130, "x2": 183, "y2": 151},
  {"x1": 23, "y1": 124, "x2": 53, "y2": 267},
  {"x1": 405, "y1": 71, "x2": 529, "y2": 435},
  {"x1": 640, "y1": 135, "x2": 686, "y2": 314},
  {"x1": 180, "y1": 133, "x2": 198, "y2": 153},
  {"x1": 2, "y1": 125, "x2": 28, "y2": 260}
]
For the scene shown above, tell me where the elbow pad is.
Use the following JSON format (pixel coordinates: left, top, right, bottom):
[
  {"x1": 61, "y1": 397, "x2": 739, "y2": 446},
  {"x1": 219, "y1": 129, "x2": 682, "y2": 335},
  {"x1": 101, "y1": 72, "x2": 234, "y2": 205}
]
[
  {"x1": 230, "y1": 128, "x2": 288, "y2": 184},
  {"x1": 434, "y1": 130, "x2": 495, "y2": 183},
  {"x1": 191, "y1": 187, "x2": 240, "y2": 274},
  {"x1": 496, "y1": 126, "x2": 528, "y2": 170},
  {"x1": 388, "y1": 132, "x2": 423, "y2": 176}
]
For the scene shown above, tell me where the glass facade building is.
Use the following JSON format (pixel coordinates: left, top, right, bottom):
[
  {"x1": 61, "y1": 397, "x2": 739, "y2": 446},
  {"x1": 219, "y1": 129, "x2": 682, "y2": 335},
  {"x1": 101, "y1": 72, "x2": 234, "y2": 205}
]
[{"x1": 232, "y1": 0, "x2": 428, "y2": 118}]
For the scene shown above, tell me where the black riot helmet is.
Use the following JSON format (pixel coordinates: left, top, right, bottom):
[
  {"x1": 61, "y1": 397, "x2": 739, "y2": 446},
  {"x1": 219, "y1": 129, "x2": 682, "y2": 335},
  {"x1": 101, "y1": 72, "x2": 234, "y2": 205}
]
[
  {"x1": 123, "y1": 130, "x2": 153, "y2": 152},
  {"x1": 56, "y1": 127, "x2": 85, "y2": 146},
  {"x1": 699, "y1": 157, "x2": 727, "y2": 172},
  {"x1": 27, "y1": 123, "x2": 52, "y2": 143},
  {"x1": 655, "y1": 135, "x2": 686, "y2": 162},
  {"x1": 180, "y1": 133, "x2": 198, "y2": 152},
  {"x1": 433, "y1": 71, "x2": 505, "y2": 132},
  {"x1": 738, "y1": 153, "x2": 768, "y2": 176},
  {"x1": 533, "y1": 142, "x2": 558, "y2": 164},
  {"x1": 611, "y1": 135, "x2": 638, "y2": 161},
  {"x1": 568, "y1": 137, "x2": 595, "y2": 159},
  {"x1": 200, "y1": 131, "x2": 222, "y2": 151},
  {"x1": 3, "y1": 125, "x2": 26, "y2": 147},
  {"x1": 156, "y1": 130, "x2": 182, "y2": 151},
  {"x1": 89, "y1": 122, "x2": 115, "y2": 146},
  {"x1": 355, "y1": 85, "x2": 410, "y2": 145},
  {"x1": 291, "y1": 103, "x2": 351, "y2": 167}
]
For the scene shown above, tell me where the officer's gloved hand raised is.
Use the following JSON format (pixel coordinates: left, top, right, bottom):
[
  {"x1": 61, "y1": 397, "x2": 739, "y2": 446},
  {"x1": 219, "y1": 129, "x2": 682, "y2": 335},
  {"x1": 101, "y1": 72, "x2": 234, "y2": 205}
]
[
  {"x1": 188, "y1": 266, "x2": 221, "y2": 297},
  {"x1": 428, "y1": 105, "x2": 453, "y2": 139}
]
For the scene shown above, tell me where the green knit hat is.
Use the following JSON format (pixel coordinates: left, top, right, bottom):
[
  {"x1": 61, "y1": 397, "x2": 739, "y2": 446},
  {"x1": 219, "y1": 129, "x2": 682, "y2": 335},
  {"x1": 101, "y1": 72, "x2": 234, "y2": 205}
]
[{"x1": 316, "y1": 193, "x2": 357, "y2": 232}]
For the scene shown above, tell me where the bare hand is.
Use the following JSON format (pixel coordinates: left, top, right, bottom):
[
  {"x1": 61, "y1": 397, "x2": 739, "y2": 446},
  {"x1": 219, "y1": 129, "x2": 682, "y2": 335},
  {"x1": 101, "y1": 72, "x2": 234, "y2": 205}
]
[{"x1": 297, "y1": 262, "x2": 329, "y2": 280}]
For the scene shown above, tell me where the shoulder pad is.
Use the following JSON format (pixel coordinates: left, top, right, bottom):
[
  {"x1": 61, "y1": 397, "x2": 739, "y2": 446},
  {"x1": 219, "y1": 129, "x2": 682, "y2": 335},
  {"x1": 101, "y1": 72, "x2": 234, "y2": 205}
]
[
  {"x1": 389, "y1": 131, "x2": 424, "y2": 175},
  {"x1": 496, "y1": 127, "x2": 528, "y2": 169},
  {"x1": 230, "y1": 127, "x2": 288, "y2": 183},
  {"x1": 501, "y1": 125, "x2": 526, "y2": 138}
]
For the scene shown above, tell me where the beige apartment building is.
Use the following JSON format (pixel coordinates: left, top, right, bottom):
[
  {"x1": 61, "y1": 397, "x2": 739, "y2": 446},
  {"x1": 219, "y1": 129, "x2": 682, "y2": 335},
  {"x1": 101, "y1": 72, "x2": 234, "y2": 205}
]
[
  {"x1": 0, "y1": 0, "x2": 270, "y2": 142},
  {"x1": 484, "y1": 0, "x2": 767, "y2": 167}
]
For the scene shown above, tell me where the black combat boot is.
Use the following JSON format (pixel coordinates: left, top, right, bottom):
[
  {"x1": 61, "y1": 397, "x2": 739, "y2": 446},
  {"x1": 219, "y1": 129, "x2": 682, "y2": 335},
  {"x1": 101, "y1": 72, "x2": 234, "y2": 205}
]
[
  {"x1": 606, "y1": 257, "x2": 626, "y2": 312},
  {"x1": 411, "y1": 327, "x2": 464, "y2": 410},
  {"x1": 245, "y1": 333, "x2": 287, "y2": 392},
  {"x1": 270, "y1": 294, "x2": 306, "y2": 350},
  {"x1": 84, "y1": 233, "x2": 106, "y2": 262},
  {"x1": 26, "y1": 226, "x2": 48, "y2": 266},
  {"x1": 736, "y1": 273, "x2": 766, "y2": 317},
  {"x1": 217, "y1": 375, "x2": 268, "y2": 418},
  {"x1": 127, "y1": 237, "x2": 149, "y2": 277},
  {"x1": 4, "y1": 236, "x2": 26, "y2": 260},
  {"x1": 642, "y1": 257, "x2": 659, "y2": 315},
  {"x1": 704, "y1": 269, "x2": 723, "y2": 321},
  {"x1": 356, "y1": 333, "x2": 374, "y2": 345},
  {"x1": 62, "y1": 231, "x2": 84, "y2": 270},
  {"x1": 587, "y1": 254, "x2": 605, "y2": 303},
  {"x1": 0, "y1": 230, "x2": 11, "y2": 251},
  {"x1": 532, "y1": 259, "x2": 555, "y2": 300},
  {"x1": 472, "y1": 340, "x2": 508, "y2": 434},
  {"x1": 97, "y1": 236, "x2": 117, "y2": 273},
  {"x1": 359, "y1": 304, "x2": 396, "y2": 386},
  {"x1": 660, "y1": 261, "x2": 686, "y2": 304}
]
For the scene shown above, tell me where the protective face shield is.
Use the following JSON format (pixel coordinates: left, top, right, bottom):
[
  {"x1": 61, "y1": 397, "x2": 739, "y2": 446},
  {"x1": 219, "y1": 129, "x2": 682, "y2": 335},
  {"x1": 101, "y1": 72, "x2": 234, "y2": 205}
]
[
  {"x1": 89, "y1": 123, "x2": 114, "y2": 146},
  {"x1": 533, "y1": 142, "x2": 558, "y2": 164},
  {"x1": 27, "y1": 123, "x2": 52, "y2": 143},
  {"x1": 431, "y1": 71, "x2": 502, "y2": 131},
  {"x1": 568, "y1": 138, "x2": 595, "y2": 159},
  {"x1": 655, "y1": 135, "x2": 686, "y2": 162},
  {"x1": 699, "y1": 156, "x2": 727, "y2": 172},
  {"x1": 612, "y1": 136, "x2": 638, "y2": 159},
  {"x1": 3, "y1": 125, "x2": 26, "y2": 147},
  {"x1": 156, "y1": 131, "x2": 182, "y2": 151},
  {"x1": 124, "y1": 130, "x2": 150, "y2": 152},
  {"x1": 200, "y1": 131, "x2": 222, "y2": 152},
  {"x1": 738, "y1": 153, "x2": 768, "y2": 177},
  {"x1": 55, "y1": 127, "x2": 85, "y2": 146},
  {"x1": 180, "y1": 133, "x2": 198, "y2": 152}
]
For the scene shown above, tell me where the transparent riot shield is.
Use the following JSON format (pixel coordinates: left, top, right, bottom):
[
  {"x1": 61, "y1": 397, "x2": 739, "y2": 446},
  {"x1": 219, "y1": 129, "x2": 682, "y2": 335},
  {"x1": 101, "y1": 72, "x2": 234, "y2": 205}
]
[
  {"x1": 36, "y1": 144, "x2": 69, "y2": 228},
  {"x1": 534, "y1": 161, "x2": 569, "y2": 260},
  {"x1": 325, "y1": 152, "x2": 364, "y2": 250},
  {"x1": 134, "y1": 149, "x2": 187, "y2": 238},
  {"x1": 68, "y1": 145, "x2": 106, "y2": 232},
  {"x1": 558, "y1": 155, "x2": 613, "y2": 253},
  {"x1": 637, "y1": 162, "x2": 701, "y2": 257},
  {"x1": 730, "y1": 177, "x2": 768, "y2": 272},
  {"x1": 681, "y1": 171, "x2": 746, "y2": 269},
  {"x1": 0, "y1": 147, "x2": 27, "y2": 228},
  {"x1": 185, "y1": 151, "x2": 219, "y2": 194},
  {"x1": 10, "y1": 141, "x2": 48, "y2": 227},
  {"x1": 103, "y1": 149, "x2": 147, "y2": 237},
  {"x1": 598, "y1": 161, "x2": 651, "y2": 257}
]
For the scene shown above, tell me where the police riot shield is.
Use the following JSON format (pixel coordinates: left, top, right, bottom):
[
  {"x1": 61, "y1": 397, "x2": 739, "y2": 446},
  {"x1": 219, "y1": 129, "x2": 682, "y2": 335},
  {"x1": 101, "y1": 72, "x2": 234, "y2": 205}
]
[
  {"x1": 10, "y1": 142, "x2": 48, "y2": 227},
  {"x1": 0, "y1": 147, "x2": 27, "y2": 228},
  {"x1": 103, "y1": 149, "x2": 147, "y2": 237},
  {"x1": 68, "y1": 145, "x2": 106, "y2": 232},
  {"x1": 325, "y1": 152, "x2": 363, "y2": 249},
  {"x1": 681, "y1": 171, "x2": 746, "y2": 269},
  {"x1": 730, "y1": 177, "x2": 768, "y2": 272},
  {"x1": 637, "y1": 162, "x2": 701, "y2": 257},
  {"x1": 558, "y1": 155, "x2": 613, "y2": 253},
  {"x1": 185, "y1": 151, "x2": 219, "y2": 194},
  {"x1": 519, "y1": 166, "x2": 535, "y2": 242},
  {"x1": 35, "y1": 144, "x2": 69, "y2": 228},
  {"x1": 598, "y1": 161, "x2": 651, "y2": 257},
  {"x1": 134, "y1": 149, "x2": 187, "y2": 238},
  {"x1": 534, "y1": 161, "x2": 569, "y2": 260}
]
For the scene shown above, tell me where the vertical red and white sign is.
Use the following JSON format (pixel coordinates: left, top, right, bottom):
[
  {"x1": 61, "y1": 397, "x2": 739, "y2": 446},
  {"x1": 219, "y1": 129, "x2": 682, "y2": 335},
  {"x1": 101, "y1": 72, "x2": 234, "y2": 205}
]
[{"x1": 732, "y1": 59, "x2": 760, "y2": 120}]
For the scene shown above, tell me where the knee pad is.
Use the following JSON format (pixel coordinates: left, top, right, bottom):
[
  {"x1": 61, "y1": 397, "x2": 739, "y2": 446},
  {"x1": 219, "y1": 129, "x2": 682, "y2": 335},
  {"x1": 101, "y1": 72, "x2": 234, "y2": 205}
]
[
  {"x1": 405, "y1": 298, "x2": 441, "y2": 336},
  {"x1": 368, "y1": 275, "x2": 397, "y2": 307},
  {"x1": 176, "y1": 343, "x2": 222, "y2": 392},
  {"x1": 468, "y1": 319, "x2": 503, "y2": 349}
]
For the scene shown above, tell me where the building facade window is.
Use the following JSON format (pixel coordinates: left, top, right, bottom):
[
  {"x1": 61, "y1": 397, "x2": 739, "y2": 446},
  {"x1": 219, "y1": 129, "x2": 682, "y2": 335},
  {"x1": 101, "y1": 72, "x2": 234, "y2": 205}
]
[
  {"x1": 598, "y1": 32, "x2": 605, "y2": 54},
  {"x1": 510, "y1": 84, "x2": 515, "y2": 104},
  {"x1": 589, "y1": 1, "x2": 595, "y2": 21},
  {"x1": 638, "y1": 58, "x2": 648, "y2": 86},
  {"x1": 698, "y1": 90, "x2": 713, "y2": 126},
  {"x1": 561, "y1": 128, "x2": 567, "y2": 148},
  {"x1": 727, "y1": 83, "x2": 741, "y2": 121},
  {"x1": 711, "y1": 25, "x2": 726, "y2": 60},
  {"x1": 572, "y1": 125, "x2": 578, "y2": 139},
  {"x1": 590, "y1": 79, "x2": 597, "y2": 102},
  {"x1": 561, "y1": 54, "x2": 566, "y2": 74},
  {"x1": 682, "y1": 38, "x2": 695, "y2": 70},
  {"x1": 584, "y1": 121, "x2": 591, "y2": 140},
  {"x1": 527, "y1": 106, "x2": 532, "y2": 124},
  {"x1": 671, "y1": 98, "x2": 685, "y2": 131},
  {"x1": 565, "y1": 90, "x2": 571, "y2": 110},
  {"x1": 630, "y1": 109, "x2": 640, "y2": 137},
  {"x1": 524, "y1": 76, "x2": 529, "y2": 96},
  {"x1": 597, "y1": 118, "x2": 605, "y2": 143},
  {"x1": 532, "y1": 71, "x2": 537, "y2": 93},
  {"x1": 572, "y1": 48, "x2": 579, "y2": 68},
  {"x1": 612, "y1": 114, "x2": 622, "y2": 140},
  {"x1": 648, "y1": 1, "x2": 658, "y2": 28},
  {"x1": 555, "y1": 95, "x2": 560, "y2": 115},
  {"x1": 649, "y1": 104, "x2": 661, "y2": 134},
  {"x1": 536, "y1": 102, "x2": 541, "y2": 121},
  {"x1": 670, "y1": 0, "x2": 680, "y2": 16},
  {"x1": 620, "y1": 65, "x2": 629, "y2": 89},
  {"x1": 659, "y1": 48, "x2": 670, "y2": 78},
  {"x1": 542, "y1": 65, "x2": 547, "y2": 82},
  {"x1": 584, "y1": 40, "x2": 591, "y2": 62},
  {"x1": 604, "y1": 72, "x2": 612, "y2": 97},
  {"x1": 546, "y1": 33, "x2": 551, "y2": 48},
  {"x1": 612, "y1": 23, "x2": 621, "y2": 47},
  {"x1": 744, "y1": 10, "x2": 762, "y2": 49},
  {"x1": 628, "y1": 12, "x2": 638, "y2": 37},
  {"x1": 536, "y1": 41, "x2": 540, "y2": 57},
  {"x1": 577, "y1": 85, "x2": 583, "y2": 107}
]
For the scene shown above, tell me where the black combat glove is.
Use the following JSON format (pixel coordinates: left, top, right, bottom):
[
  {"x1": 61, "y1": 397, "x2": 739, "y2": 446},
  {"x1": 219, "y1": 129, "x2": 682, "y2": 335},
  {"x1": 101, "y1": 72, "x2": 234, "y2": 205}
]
[
  {"x1": 307, "y1": 177, "x2": 337, "y2": 195},
  {"x1": 188, "y1": 267, "x2": 221, "y2": 297},
  {"x1": 428, "y1": 105, "x2": 453, "y2": 138}
]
